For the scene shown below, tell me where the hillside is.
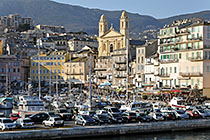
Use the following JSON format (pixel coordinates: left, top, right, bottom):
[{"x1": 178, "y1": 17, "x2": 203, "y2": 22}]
[{"x1": 0, "y1": 0, "x2": 210, "y2": 36}]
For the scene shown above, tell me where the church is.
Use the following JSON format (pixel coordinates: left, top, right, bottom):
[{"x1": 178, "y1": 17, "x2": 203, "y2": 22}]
[{"x1": 95, "y1": 10, "x2": 144, "y2": 88}]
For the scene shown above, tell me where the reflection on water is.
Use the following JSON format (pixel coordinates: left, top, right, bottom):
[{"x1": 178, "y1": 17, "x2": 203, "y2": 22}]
[
  {"x1": 0, "y1": 109, "x2": 12, "y2": 117},
  {"x1": 65, "y1": 129, "x2": 210, "y2": 140}
]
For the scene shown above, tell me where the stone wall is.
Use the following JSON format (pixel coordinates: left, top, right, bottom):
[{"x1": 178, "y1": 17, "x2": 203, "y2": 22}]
[{"x1": 1, "y1": 119, "x2": 210, "y2": 140}]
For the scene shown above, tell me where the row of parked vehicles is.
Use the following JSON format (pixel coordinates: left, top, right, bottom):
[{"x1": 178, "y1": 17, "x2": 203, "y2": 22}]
[
  {"x1": 0, "y1": 104, "x2": 210, "y2": 130},
  {"x1": 74, "y1": 105, "x2": 210, "y2": 126}
]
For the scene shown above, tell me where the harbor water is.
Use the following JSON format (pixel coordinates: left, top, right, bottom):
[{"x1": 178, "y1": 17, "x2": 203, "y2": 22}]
[{"x1": 69, "y1": 129, "x2": 210, "y2": 140}]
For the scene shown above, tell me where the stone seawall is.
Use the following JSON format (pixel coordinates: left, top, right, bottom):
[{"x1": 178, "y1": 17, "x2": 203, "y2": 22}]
[{"x1": 1, "y1": 119, "x2": 210, "y2": 140}]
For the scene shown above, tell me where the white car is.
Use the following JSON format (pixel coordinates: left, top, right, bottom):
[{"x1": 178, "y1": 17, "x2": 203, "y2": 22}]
[
  {"x1": 43, "y1": 117, "x2": 64, "y2": 127},
  {"x1": 15, "y1": 118, "x2": 34, "y2": 128},
  {"x1": 0, "y1": 118, "x2": 16, "y2": 131},
  {"x1": 150, "y1": 112, "x2": 164, "y2": 121}
]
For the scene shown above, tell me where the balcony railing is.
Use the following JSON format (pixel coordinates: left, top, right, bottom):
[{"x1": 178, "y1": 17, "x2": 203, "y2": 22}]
[
  {"x1": 159, "y1": 74, "x2": 170, "y2": 77},
  {"x1": 115, "y1": 67, "x2": 126, "y2": 71},
  {"x1": 188, "y1": 57, "x2": 203, "y2": 62},
  {"x1": 160, "y1": 59, "x2": 179, "y2": 64},
  {"x1": 115, "y1": 60, "x2": 126, "y2": 64},
  {"x1": 98, "y1": 75, "x2": 107, "y2": 79},
  {"x1": 115, "y1": 75, "x2": 127, "y2": 78},
  {"x1": 179, "y1": 72, "x2": 203, "y2": 77},
  {"x1": 94, "y1": 67, "x2": 106, "y2": 71}
]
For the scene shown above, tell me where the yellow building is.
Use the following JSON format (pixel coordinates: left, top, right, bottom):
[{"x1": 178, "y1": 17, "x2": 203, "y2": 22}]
[{"x1": 30, "y1": 51, "x2": 70, "y2": 83}]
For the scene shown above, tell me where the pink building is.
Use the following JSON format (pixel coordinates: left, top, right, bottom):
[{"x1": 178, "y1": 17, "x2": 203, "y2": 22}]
[{"x1": 0, "y1": 55, "x2": 28, "y2": 92}]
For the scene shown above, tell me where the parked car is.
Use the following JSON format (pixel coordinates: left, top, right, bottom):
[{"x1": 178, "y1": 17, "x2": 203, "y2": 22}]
[
  {"x1": 104, "y1": 107, "x2": 121, "y2": 115},
  {"x1": 121, "y1": 112, "x2": 138, "y2": 122},
  {"x1": 0, "y1": 118, "x2": 16, "y2": 131},
  {"x1": 196, "y1": 109, "x2": 209, "y2": 118},
  {"x1": 43, "y1": 117, "x2": 64, "y2": 127},
  {"x1": 161, "y1": 112, "x2": 176, "y2": 120},
  {"x1": 9, "y1": 113, "x2": 20, "y2": 121},
  {"x1": 92, "y1": 114, "x2": 110, "y2": 124},
  {"x1": 137, "y1": 113, "x2": 153, "y2": 122},
  {"x1": 108, "y1": 113, "x2": 123, "y2": 123},
  {"x1": 186, "y1": 110, "x2": 201, "y2": 119},
  {"x1": 15, "y1": 118, "x2": 34, "y2": 128},
  {"x1": 55, "y1": 108, "x2": 73, "y2": 121},
  {"x1": 96, "y1": 110, "x2": 108, "y2": 115},
  {"x1": 28, "y1": 113, "x2": 49, "y2": 124},
  {"x1": 149, "y1": 112, "x2": 164, "y2": 121},
  {"x1": 75, "y1": 115, "x2": 96, "y2": 126},
  {"x1": 174, "y1": 110, "x2": 189, "y2": 120},
  {"x1": 47, "y1": 111, "x2": 62, "y2": 118}
]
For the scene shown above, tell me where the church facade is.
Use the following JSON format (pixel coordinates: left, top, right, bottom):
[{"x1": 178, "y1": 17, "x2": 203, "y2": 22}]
[{"x1": 95, "y1": 11, "x2": 131, "y2": 88}]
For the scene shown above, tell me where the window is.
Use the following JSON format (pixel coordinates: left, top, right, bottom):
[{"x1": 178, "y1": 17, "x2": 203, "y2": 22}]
[
  {"x1": 197, "y1": 79, "x2": 200, "y2": 86},
  {"x1": 179, "y1": 53, "x2": 181, "y2": 59},
  {"x1": 54, "y1": 70, "x2": 56, "y2": 73},
  {"x1": 32, "y1": 70, "x2": 35, "y2": 74},
  {"x1": 43, "y1": 70, "x2": 45, "y2": 74},
  {"x1": 192, "y1": 66, "x2": 194, "y2": 73},
  {"x1": 192, "y1": 52, "x2": 194, "y2": 59},
  {"x1": 186, "y1": 80, "x2": 188, "y2": 86},
  {"x1": 170, "y1": 67, "x2": 172, "y2": 73},
  {"x1": 32, "y1": 62, "x2": 35, "y2": 66},
  {"x1": 110, "y1": 44, "x2": 113, "y2": 52},
  {"x1": 174, "y1": 67, "x2": 177, "y2": 73},
  {"x1": 36, "y1": 70, "x2": 38, "y2": 74},
  {"x1": 191, "y1": 79, "x2": 194, "y2": 86},
  {"x1": 207, "y1": 66, "x2": 210, "y2": 72}
]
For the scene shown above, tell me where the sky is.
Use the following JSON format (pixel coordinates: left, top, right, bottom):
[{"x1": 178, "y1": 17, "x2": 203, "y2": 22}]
[{"x1": 53, "y1": 0, "x2": 210, "y2": 19}]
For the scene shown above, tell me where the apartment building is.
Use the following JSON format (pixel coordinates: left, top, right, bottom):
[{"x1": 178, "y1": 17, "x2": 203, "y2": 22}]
[
  {"x1": 36, "y1": 25, "x2": 66, "y2": 33},
  {"x1": 30, "y1": 51, "x2": 70, "y2": 83},
  {"x1": 158, "y1": 18, "x2": 210, "y2": 97},
  {"x1": 68, "y1": 38, "x2": 98, "y2": 51},
  {"x1": 0, "y1": 55, "x2": 27, "y2": 91},
  {"x1": 135, "y1": 40, "x2": 158, "y2": 88},
  {"x1": 0, "y1": 14, "x2": 33, "y2": 28}
]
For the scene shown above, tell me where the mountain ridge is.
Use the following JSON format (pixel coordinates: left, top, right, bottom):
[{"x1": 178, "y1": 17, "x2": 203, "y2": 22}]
[{"x1": 0, "y1": 0, "x2": 210, "y2": 35}]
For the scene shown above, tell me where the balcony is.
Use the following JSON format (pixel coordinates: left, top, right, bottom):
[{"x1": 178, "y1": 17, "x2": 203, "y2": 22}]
[
  {"x1": 159, "y1": 74, "x2": 170, "y2": 77},
  {"x1": 144, "y1": 71, "x2": 154, "y2": 74},
  {"x1": 98, "y1": 75, "x2": 107, "y2": 79},
  {"x1": 160, "y1": 59, "x2": 179, "y2": 64},
  {"x1": 115, "y1": 60, "x2": 126, "y2": 64},
  {"x1": 177, "y1": 30, "x2": 190, "y2": 36},
  {"x1": 72, "y1": 73, "x2": 83, "y2": 75},
  {"x1": 188, "y1": 57, "x2": 203, "y2": 62},
  {"x1": 94, "y1": 67, "x2": 106, "y2": 71},
  {"x1": 115, "y1": 67, "x2": 126, "y2": 71},
  {"x1": 179, "y1": 72, "x2": 203, "y2": 77},
  {"x1": 115, "y1": 75, "x2": 127, "y2": 78}
]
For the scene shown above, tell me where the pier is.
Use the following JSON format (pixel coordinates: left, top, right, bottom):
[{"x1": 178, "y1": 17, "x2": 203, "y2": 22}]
[{"x1": 1, "y1": 119, "x2": 210, "y2": 140}]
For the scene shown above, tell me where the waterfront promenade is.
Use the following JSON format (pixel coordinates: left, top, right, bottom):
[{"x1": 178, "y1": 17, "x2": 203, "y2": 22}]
[{"x1": 1, "y1": 119, "x2": 210, "y2": 140}]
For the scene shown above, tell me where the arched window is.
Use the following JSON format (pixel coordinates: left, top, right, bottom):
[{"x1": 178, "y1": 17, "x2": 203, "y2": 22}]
[{"x1": 110, "y1": 44, "x2": 113, "y2": 52}]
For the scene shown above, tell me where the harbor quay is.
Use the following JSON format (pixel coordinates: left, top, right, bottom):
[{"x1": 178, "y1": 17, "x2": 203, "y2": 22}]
[{"x1": 1, "y1": 119, "x2": 210, "y2": 140}]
